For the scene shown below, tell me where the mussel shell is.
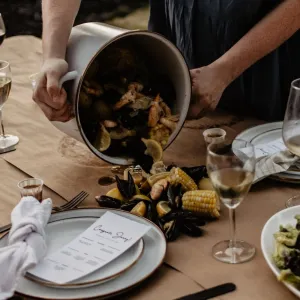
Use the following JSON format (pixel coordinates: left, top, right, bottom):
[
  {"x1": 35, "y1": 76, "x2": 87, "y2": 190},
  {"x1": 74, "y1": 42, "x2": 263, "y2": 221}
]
[
  {"x1": 120, "y1": 199, "x2": 140, "y2": 211},
  {"x1": 96, "y1": 195, "x2": 122, "y2": 209},
  {"x1": 125, "y1": 139, "x2": 153, "y2": 173},
  {"x1": 166, "y1": 164, "x2": 177, "y2": 172},
  {"x1": 163, "y1": 219, "x2": 181, "y2": 242},
  {"x1": 116, "y1": 108, "x2": 148, "y2": 130},
  {"x1": 116, "y1": 173, "x2": 135, "y2": 199},
  {"x1": 184, "y1": 216, "x2": 207, "y2": 227},
  {"x1": 167, "y1": 185, "x2": 182, "y2": 209},
  {"x1": 181, "y1": 223, "x2": 203, "y2": 237},
  {"x1": 145, "y1": 201, "x2": 156, "y2": 221},
  {"x1": 161, "y1": 210, "x2": 193, "y2": 223},
  {"x1": 181, "y1": 166, "x2": 208, "y2": 181},
  {"x1": 167, "y1": 185, "x2": 176, "y2": 209}
]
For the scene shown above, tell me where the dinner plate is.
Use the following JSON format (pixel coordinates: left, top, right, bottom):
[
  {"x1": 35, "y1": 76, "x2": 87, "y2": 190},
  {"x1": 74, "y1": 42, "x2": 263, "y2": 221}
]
[
  {"x1": 0, "y1": 208, "x2": 166, "y2": 299},
  {"x1": 25, "y1": 217, "x2": 144, "y2": 289},
  {"x1": 235, "y1": 122, "x2": 300, "y2": 183},
  {"x1": 261, "y1": 206, "x2": 300, "y2": 298}
]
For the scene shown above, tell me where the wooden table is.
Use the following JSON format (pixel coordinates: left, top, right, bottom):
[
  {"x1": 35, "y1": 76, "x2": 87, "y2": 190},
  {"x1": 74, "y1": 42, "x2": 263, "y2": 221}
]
[{"x1": 1, "y1": 36, "x2": 300, "y2": 300}]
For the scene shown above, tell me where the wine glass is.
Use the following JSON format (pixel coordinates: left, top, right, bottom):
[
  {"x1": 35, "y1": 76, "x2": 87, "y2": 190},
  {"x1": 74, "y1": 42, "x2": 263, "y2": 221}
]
[
  {"x1": 283, "y1": 78, "x2": 300, "y2": 207},
  {"x1": 206, "y1": 139, "x2": 256, "y2": 264},
  {"x1": 0, "y1": 61, "x2": 19, "y2": 151},
  {"x1": 0, "y1": 14, "x2": 5, "y2": 46}
]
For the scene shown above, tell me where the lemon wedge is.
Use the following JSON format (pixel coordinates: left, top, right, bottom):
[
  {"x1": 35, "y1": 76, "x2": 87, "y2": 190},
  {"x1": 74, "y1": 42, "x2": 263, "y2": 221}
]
[
  {"x1": 106, "y1": 188, "x2": 124, "y2": 201},
  {"x1": 142, "y1": 138, "x2": 163, "y2": 162},
  {"x1": 198, "y1": 178, "x2": 214, "y2": 191},
  {"x1": 156, "y1": 201, "x2": 171, "y2": 217},
  {"x1": 131, "y1": 201, "x2": 147, "y2": 217},
  {"x1": 132, "y1": 194, "x2": 151, "y2": 201},
  {"x1": 94, "y1": 124, "x2": 111, "y2": 152}
]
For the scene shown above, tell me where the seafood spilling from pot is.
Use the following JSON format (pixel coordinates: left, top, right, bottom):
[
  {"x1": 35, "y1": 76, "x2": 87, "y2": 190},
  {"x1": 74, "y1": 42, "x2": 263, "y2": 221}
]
[
  {"x1": 78, "y1": 43, "x2": 178, "y2": 168},
  {"x1": 96, "y1": 164, "x2": 221, "y2": 242}
]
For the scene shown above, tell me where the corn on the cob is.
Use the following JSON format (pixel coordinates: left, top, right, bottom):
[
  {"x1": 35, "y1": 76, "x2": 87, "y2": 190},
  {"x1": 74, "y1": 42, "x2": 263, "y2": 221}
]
[
  {"x1": 182, "y1": 190, "x2": 220, "y2": 218},
  {"x1": 169, "y1": 167, "x2": 197, "y2": 191}
]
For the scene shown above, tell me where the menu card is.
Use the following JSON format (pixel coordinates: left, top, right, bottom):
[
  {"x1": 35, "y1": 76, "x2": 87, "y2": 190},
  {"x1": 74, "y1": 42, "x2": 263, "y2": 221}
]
[
  {"x1": 239, "y1": 138, "x2": 287, "y2": 159},
  {"x1": 253, "y1": 138, "x2": 286, "y2": 159},
  {"x1": 29, "y1": 212, "x2": 150, "y2": 284}
]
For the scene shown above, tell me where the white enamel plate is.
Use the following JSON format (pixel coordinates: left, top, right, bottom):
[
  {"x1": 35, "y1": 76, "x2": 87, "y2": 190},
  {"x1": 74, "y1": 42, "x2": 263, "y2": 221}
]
[
  {"x1": 0, "y1": 208, "x2": 167, "y2": 299},
  {"x1": 25, "y1": 217, "x2": 144, "y2": 289},
  {"x1": 261, "y1": 206, "x2": 300, "y2": 298}
]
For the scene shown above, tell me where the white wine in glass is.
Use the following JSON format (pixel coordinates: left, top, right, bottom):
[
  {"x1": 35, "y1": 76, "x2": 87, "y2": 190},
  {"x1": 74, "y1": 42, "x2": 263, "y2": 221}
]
[
  {"x1": 283, "y1": 78, "x2": 300, "y2": 207},
  {"x1": 0, "y1": 61, "x2": 19, "y2": 151},
  {"x1": 207, "y1": 139, "x2": 256, "y2": 264}
]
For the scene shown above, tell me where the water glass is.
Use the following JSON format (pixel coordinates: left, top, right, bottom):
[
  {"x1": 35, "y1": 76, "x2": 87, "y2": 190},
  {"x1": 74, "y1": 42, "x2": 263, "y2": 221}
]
[{"x1": 18, "y1": 178, "x2": 44, "y2": 202}]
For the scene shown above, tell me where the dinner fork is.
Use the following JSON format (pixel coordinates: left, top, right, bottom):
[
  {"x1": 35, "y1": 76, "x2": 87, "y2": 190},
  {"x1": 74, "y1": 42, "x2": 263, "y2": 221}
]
[{"x1": 0, "y1": 191, "x2": 89, "y2": 234}]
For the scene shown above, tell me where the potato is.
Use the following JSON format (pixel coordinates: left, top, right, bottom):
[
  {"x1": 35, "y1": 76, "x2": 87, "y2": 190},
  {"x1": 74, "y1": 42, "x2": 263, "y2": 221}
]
[{"x1": 198, "y1": 177, "x2": 214, "y2": 190}]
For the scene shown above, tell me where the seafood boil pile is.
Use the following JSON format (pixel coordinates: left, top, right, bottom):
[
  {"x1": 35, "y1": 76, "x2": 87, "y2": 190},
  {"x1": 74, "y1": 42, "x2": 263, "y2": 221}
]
[
  {"x1": 78, "y1": 43, "x2": 178, "y2": 169},
  {"x1": 96, "y1": 163, "x2": 221, "y2": 242}
]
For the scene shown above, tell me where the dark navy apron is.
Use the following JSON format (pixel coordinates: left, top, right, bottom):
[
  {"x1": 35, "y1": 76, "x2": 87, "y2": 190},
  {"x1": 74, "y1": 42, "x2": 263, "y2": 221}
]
[{"x1": 148, "y1": 0, "x2": 300, "y2": 121}]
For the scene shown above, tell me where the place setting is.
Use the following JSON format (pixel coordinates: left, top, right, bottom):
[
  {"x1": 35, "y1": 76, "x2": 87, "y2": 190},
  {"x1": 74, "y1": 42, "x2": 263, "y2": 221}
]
[{"x1": 0, "y1": 176, "x2": 166, "y2": 300}]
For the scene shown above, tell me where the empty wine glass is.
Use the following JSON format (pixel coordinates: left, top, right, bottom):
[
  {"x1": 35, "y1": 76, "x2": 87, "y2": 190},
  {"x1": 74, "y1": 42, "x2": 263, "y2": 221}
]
[
  {"x1": 283, "y1": 78, "x2": 300, "y2": 207},
  {"x1": 0, "y1": 14, "x2": 5, "y2": 46},
  {"x1": 0, "y1": 61, "x2": 19, "y2": 151},
  {"x1": 207, "y1": 139, "x2": 256, "y2": 264}
]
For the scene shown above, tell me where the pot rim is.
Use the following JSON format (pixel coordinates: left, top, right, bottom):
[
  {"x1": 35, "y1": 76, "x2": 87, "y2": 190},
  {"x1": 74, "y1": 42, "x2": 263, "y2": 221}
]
[{"x1": 74, "y1": 27, "x2": 192, "y2": 166}]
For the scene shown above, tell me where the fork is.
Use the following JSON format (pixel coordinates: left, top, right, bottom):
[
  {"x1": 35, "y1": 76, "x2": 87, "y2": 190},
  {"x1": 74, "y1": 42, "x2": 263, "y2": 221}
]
[{"x1": 0, "y1": 191, "x2": 89, "y2": 234}]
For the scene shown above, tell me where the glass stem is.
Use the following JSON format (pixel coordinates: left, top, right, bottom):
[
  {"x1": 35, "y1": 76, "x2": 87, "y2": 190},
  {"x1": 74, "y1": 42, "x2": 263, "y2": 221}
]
[
  {"x1": 0, "y1": 109, "x2": 5, "y2": 138},
  {"x1": 229, "y1": 208, "x2": 237, "y2": 262}
]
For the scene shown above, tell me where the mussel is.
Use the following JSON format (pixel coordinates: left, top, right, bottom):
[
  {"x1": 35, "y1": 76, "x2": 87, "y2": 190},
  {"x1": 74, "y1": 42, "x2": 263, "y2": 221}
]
[
  {"x1": 166, "y1": 164, "x2": 177, "y2": 172},
  {"x1": 120, "y1": 199, "x2": 140, "y2": 211},
  {"x1": 96, "y1": 195, "x2": 122, "y2": 209},
  {"x1": 159, "y1": 210, "x2": 206, "y2": 241},
  {"x1": 161, "y1": 219, "x2": 181, "y2": 242},
  {"x1": 121, "y1": 199, "x2": 155, "y2": 220},
  {"x1": 156, "y1": 183, "x2": 207, "y2": 241},
  {"x1": 167, "y1": 185, "x2": 183, "y2": 210},
  {"x1": 181, "y1": 166, "x2": 208, "y2": 182},
  {"x1": 116, "y1": 172, "x2": 135, "y2": 200},
  {"x1": 181, "y1": 223, "x2": 204, "y2": 237}
]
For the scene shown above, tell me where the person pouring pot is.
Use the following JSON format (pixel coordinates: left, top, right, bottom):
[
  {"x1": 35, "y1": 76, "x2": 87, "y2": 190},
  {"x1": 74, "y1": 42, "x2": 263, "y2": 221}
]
[{"x1": 33, "y1": 0, "x2": 300, "y2": 122}]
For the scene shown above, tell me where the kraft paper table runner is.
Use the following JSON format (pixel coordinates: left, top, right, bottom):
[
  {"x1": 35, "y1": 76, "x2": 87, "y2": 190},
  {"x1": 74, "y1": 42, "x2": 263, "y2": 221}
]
[{"x1": 0, "y1": 159, "x2": 67, "y2": 227}]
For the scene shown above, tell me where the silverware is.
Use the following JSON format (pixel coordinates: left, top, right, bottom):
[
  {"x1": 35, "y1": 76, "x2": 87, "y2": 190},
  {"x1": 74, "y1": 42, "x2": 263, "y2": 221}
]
[
  {"x1": 175, "y1": 283, "x2": 236, "y2": 300},
  {"x1": 0, "y1": 191, "x2": 89, "y2": 234}
]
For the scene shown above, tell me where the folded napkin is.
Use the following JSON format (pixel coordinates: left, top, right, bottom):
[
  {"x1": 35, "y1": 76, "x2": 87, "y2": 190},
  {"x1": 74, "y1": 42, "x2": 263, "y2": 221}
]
[
  {"x1": 254, "y1": 150, "x2": 298, "y2": 184},
  {"x1": 0, "y1": 197, "x2": 52, "y2": 300}
]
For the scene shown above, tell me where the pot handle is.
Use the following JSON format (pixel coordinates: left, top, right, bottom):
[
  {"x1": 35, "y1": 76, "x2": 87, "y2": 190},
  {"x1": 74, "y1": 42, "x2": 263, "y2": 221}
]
[{"x1": 58, "y1": 71, "x2": 78, "y2": 88}]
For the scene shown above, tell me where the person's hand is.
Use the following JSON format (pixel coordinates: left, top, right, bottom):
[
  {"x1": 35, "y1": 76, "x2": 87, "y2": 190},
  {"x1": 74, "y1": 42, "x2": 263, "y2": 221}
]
[
  {"x1": 33, "y1": 58, "x2": 72, "y2": 122},
  {"x1": 188, "y1": 65, "x2": 229, "y2": 119}
]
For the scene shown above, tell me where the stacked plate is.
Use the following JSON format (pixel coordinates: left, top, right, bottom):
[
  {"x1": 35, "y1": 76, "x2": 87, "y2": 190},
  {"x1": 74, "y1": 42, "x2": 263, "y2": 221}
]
[
  {"x1": 236, "y1": 121, "x2": 300, "y2": 183},
  {"x1": 0, "y1": 208, "x2": 167, "y2": 299}
]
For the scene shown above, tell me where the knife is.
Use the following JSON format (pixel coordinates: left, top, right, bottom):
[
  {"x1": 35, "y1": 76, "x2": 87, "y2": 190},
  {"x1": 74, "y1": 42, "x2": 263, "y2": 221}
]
[{"x1": 175, "y1": 283, "x2": 236, "y2": 300}]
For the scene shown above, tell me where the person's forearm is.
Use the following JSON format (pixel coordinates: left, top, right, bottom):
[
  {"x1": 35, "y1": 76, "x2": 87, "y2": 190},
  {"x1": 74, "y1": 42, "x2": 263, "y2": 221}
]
[
  {"x1": 42, "y1": 0, "x2": 81, "y2": 60},
  {"x1": 214, "y1": 0, "x2": 300, "y2": 85}
]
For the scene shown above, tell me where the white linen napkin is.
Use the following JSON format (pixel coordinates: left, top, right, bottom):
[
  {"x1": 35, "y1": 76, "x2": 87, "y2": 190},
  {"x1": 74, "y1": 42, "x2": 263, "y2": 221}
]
[
  {"x1": 0, "y1": 196, "x2": 52, "y2": 300},
  {"x1": 253, "y1": 150, "x2": 299, "y2": 183}
]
